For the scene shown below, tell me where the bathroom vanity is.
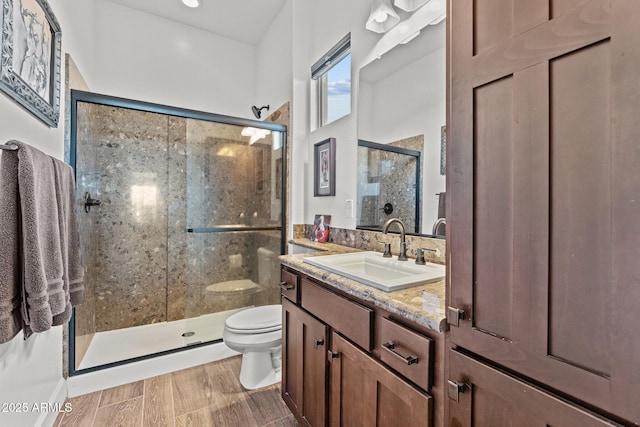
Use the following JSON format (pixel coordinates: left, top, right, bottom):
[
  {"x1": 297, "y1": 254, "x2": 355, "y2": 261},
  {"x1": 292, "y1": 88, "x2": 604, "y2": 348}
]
[{"x1": 279, "y1": 248, "x2": 446, "y2": 427}]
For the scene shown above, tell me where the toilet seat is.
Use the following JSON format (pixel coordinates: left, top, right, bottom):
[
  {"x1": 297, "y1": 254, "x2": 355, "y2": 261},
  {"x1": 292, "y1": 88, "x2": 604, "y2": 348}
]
[
  {"x1": 225, "y1": 305, "x2": 282, "y2": 334},
  {"x1": 223, "y1": 328, "x2": 282, "y2": 349}
]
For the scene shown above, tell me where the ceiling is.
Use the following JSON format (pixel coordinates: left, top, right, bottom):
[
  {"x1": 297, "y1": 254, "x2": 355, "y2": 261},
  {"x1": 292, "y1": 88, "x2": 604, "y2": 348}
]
[{"x1": 107, "y1": 0, "x2": 288, "y2": 46}]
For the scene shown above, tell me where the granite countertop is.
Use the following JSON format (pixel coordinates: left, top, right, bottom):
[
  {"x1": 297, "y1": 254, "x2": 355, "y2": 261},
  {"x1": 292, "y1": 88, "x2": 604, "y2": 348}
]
[{"x1": 282, "y1": 239, "x2": 447, "y2": 333}]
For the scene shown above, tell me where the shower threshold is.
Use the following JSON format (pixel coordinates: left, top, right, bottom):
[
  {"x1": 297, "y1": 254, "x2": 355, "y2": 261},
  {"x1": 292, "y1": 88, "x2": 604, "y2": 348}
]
[{"x1": 78, "y1": 307, "x2": 249, "y2": 370}]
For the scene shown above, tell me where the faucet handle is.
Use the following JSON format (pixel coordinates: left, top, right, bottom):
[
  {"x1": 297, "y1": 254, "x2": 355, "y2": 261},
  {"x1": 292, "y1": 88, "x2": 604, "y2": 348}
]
[
  {"x1": 377, "y1": 241, "x2": 392, "y2": 258},
  {"x1": 415, "y1": 247, "x2": 440, "y2": 265}
]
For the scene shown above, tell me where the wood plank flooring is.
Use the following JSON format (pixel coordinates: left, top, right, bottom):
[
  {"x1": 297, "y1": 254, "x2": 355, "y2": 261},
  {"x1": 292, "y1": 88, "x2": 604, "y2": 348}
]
[{"x1": 55, "y1": 356, "x2": 299, "y2": 427}]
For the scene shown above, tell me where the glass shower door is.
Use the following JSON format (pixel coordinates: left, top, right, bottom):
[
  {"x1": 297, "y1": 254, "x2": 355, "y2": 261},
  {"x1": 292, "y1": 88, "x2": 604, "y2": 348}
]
[
  {"x1": 180, "y1": 119, "x2": 285, "y2": 345},
  {"x1": 70, "y1": 90, "x2": 286, "y2": 374}
]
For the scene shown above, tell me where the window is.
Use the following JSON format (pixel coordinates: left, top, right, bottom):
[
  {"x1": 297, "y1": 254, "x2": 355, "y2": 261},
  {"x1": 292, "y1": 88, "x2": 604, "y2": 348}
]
[{"x1": 312, "y1": 33, "x2": 351, "y2": 127}]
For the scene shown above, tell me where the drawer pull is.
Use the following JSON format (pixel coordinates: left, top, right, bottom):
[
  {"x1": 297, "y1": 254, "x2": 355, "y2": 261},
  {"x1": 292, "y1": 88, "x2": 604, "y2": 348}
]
[
  {"x1": 280, "y1": 281, "x2": 295, "y2": 291},
  {"x1": 314, "y1": 338, "x2": 324, "y2": 349},
  {"x1": 382, "y1": 341, "x2": 419, "y2": 365}
]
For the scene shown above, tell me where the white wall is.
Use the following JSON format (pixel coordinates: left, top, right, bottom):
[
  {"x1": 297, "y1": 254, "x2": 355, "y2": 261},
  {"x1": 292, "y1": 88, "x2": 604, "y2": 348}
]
[
  {"x1": 294, "y1": 0, "x2": 375, "y2": 230},
  {"x1": 256, "y1": 2, "x2": 293, "y2": 113},
  {"x1": 91, "y1": 0, "x2": 257, "y2": 118}
]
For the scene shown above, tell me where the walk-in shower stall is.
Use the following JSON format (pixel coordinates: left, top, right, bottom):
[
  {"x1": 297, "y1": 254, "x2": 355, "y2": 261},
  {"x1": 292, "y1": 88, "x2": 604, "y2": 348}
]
[{"x1": 69, "y1": 91, "x2": 286, "y2": 374}]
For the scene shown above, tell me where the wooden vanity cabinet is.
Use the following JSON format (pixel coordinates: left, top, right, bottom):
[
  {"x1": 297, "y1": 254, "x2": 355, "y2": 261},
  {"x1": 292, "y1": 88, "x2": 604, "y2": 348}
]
[
  {"x1": 282, "y1": 298, "x2": 327, "y2": 427},
  {"x1": 281, "y1": 266, "x2": 438, "y2": 427}
]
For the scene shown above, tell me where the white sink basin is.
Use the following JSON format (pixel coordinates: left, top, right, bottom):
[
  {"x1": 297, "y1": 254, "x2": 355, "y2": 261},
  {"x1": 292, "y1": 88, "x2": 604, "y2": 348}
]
[{"x1": 303, "y1": 251, "x2": 445, "y2": 292}]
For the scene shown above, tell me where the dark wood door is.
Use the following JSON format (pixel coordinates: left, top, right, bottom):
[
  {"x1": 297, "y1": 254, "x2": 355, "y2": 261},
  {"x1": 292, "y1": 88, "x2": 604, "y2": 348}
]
[
  {"x1": 329, "y1": 331, "x2": 432, "y2": 427},
  {"x1": 282, "y1": 298, "x2": 328, "y2": 427},
  {"x1": 448, "y1": 350, "x2": 620, "y2": 426},
  {"x1": 448, "y1": 0, "x2": 640, "y2": 423}
]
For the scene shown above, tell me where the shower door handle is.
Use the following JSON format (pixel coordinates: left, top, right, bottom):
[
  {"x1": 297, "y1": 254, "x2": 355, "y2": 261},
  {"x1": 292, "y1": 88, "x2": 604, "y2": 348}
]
[{"x1": 83, "y1": 192, "x2": 101, "y2": 213}]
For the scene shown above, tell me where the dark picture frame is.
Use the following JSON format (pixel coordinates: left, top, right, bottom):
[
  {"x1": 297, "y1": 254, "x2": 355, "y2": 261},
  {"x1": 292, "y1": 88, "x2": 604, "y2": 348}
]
[
  {"x1": 314, "y1": 137, "x2": 336, "y2": 197},
  {"x1": 0, "y1": 0, "x2": 62, "y2": 127}
]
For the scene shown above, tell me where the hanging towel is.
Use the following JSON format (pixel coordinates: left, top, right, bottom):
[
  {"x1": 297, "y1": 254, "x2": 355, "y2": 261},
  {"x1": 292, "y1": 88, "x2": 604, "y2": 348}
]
[
  {"x1": 13, "y1": 141, "x2": 66, "y2": 337},
  {"x1": 0, "y1": 150, "x2": 23, "y2": 344},
  {"x1": 52, "y1": 157, "x2": 85, "y2": 327}
]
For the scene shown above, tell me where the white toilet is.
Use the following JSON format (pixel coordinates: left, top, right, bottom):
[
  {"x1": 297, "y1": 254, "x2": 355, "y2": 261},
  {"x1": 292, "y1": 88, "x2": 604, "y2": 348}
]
[
  {"x1": 220, "y1": 247, "x2": 282, "y2": 389},
  {"x1": 223, "y1": 304, "x2": 282, "y2": 390}
]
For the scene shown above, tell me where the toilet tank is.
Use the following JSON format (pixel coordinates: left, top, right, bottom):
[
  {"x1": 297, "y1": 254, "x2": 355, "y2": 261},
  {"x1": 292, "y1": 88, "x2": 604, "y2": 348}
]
[{"x1": 257, "y1": 247, "x2": 276, "y2": 286}]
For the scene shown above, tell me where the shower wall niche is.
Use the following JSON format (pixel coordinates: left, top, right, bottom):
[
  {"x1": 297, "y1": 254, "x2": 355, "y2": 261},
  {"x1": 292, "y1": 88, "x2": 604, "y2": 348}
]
[{"x1": 71, "y1": 91, "x2": 286, "y2": 372}]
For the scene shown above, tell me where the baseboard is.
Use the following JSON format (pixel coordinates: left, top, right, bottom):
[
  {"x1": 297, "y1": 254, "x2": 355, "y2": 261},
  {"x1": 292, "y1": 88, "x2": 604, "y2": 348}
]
[{"x1": 36, "y1": 377, "x2": 67, "y2": 427}]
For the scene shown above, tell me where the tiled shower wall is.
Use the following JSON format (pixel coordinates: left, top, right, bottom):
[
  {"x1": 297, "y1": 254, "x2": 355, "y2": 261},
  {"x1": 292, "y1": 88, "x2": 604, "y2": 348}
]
[{"x1": 76, "y1": 104, "x2": 282, "y2": 333}]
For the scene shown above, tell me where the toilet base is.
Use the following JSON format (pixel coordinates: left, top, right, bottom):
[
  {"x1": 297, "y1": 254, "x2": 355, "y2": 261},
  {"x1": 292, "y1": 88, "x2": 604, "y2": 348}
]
[{"x1": 239, "y1": 346, "x2": 282, "y2": 390}]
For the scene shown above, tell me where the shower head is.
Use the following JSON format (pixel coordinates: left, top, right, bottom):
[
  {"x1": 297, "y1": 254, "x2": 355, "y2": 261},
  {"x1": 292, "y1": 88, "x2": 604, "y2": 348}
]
[{"x1": 251, "y1": 105, "x2": 270, "y2": 119}]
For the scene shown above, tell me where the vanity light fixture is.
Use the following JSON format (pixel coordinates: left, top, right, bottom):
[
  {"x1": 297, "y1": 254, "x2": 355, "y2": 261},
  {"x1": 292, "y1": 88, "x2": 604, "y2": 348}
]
[
  {"x1": 365, "y1": 0, "x2": 400, "y2": 33},
  {"x1": 241, "y1": 127, "x2": 271, "y2": 145},
  {"x1": 394, "y1": 0, "x2": 431, "y2": 12},
  {"x1": 181, "y1": 0, "x2": 200, "y2": 8}
]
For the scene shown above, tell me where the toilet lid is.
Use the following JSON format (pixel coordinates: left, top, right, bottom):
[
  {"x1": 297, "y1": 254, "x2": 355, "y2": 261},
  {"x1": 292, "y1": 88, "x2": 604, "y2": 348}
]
[{"x1": 225, "y1": 305, "x2": 282, "y2": 333}]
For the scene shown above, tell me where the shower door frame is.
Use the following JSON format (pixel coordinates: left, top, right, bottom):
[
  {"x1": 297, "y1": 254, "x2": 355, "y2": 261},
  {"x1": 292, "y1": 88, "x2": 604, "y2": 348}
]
[{"x1": 68, "y1": 89, "x2": 287, "y2": 376}]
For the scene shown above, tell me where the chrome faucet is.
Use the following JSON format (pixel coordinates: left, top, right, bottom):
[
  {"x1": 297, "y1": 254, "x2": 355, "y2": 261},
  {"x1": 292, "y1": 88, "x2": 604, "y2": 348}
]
[
  {"x1": 432, "y1": 217, "x2": 446, "y2": 236},
  {"x1": 382, "y1": 218, "x2": 408, "y2": 261}
]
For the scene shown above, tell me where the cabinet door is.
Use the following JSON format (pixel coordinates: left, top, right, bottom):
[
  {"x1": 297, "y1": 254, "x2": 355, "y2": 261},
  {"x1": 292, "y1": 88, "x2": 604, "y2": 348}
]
[
  {"x1": 448, "y1": 350, "x2": 619, "y2": 426},
  {"x1": 329, "y1": 331, "x2": 432, "y2": 427},
  {"x1": 448, "y1": 0, "x2": 640, "y2": 422},
  {"x1": 282, "y1": 298, "x2": 328, "y2": 427}
]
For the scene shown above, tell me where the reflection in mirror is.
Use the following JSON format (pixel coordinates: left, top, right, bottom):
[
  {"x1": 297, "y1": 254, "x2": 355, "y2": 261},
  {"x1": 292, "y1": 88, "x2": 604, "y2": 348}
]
[
  {"x1": 357, "y1": 20, "x2": 445, "y2": 237},
  {"x1": 357, "y1": 140, "x2": 421, "y2": 233}
]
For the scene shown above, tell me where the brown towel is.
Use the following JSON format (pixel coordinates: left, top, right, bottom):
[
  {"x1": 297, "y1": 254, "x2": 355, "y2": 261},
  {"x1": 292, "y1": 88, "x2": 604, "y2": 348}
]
[{"x1": 0, "y1": 150, "x2": 23, "y2": 344}]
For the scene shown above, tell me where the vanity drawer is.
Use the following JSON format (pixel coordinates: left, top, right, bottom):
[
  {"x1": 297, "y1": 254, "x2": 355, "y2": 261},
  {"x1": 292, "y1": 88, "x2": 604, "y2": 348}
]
[
  {"x1": 379, "y1": 317, "x2": 433, "y2": 391},
  {"x1": 300, "y1": 278, "x2": 373, "y2": 351},
  {"x1": 280, "y1": 269, "x2": 299, "y2": 303}
]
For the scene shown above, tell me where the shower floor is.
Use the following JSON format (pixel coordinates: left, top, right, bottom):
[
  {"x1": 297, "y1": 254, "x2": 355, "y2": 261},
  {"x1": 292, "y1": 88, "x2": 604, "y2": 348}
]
[{"x1": 78, "y1": 307, "x2": 248, "y2": 371}]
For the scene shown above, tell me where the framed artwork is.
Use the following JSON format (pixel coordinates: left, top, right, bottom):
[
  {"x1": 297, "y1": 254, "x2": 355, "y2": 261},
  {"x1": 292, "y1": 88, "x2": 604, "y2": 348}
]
[
  {"x1": 314, "y1": 137, "x2": 335, "y2": 197},
  {"x1": 311, "y1": 215, "x2": 331, "y2": 243},
  {"x1": 0, "y1": 0, "x2": 62, "y2": 127}
]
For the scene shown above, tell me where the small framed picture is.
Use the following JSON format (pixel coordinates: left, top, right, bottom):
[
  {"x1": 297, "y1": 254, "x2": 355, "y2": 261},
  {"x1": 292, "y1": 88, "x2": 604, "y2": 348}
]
[
  {"x1": 314, "y1": 138, "x2": 336, "y2": 197},
  {"x1": 311, "y1": 215, "x2": 331, "y2": 243},
  {"x1": 0, "y1": 0, "x2": 62, "y2": 127}
]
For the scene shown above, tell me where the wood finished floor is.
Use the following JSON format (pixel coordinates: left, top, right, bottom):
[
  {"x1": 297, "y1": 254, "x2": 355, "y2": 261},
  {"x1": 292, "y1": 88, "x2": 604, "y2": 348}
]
[{"x1": 54, "y1": 356, "x2": 299, "y2": 427}]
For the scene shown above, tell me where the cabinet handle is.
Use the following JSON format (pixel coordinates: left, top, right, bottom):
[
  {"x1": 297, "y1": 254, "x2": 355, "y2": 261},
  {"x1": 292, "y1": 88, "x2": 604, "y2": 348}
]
[
  {"x1": 447, "y1": 380, "x2": 466, "y2": 402},
  {"x1": 280, "y1": 281, "x2": 295, "y2": 291},
  {"x1": 314, "y1": 338, "x2": 324, "y2": 349},
  {"x1": 382, "y1": 341, "x2": 419, "y2": 365}
]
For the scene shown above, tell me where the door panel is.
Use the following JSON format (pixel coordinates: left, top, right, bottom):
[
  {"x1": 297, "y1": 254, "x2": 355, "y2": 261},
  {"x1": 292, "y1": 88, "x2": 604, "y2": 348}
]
[
  {"x1": 448, "y1": 350, "x2": 619, "y2": 427},
  {"x1": 329, "y1": 332, "x2": 432, "y2": 427},
  {"x1": 448, "y1": 0, "x2": 640, "y2": 422},
  {"x1": 473, "y1": 75, "x2": 514, "y2": 340},
  {"x1": 548, "y1": 40, "x2": 612, "y2": 377},
  {"x1": 281, "y1": 299, "x2": 327, "y2": 427}
]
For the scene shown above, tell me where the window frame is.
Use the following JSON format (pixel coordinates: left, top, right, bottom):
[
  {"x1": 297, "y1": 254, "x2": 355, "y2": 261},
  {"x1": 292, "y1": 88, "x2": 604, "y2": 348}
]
[{"x1": 312, "y1": 33, "x2": 351, "y2": 127}]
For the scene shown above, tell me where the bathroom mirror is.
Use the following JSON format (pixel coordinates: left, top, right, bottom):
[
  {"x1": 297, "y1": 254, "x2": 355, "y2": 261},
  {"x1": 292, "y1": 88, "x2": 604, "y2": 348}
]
[{"x1": 357, "y1": 20, "x2": 445, "y2": 237}]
